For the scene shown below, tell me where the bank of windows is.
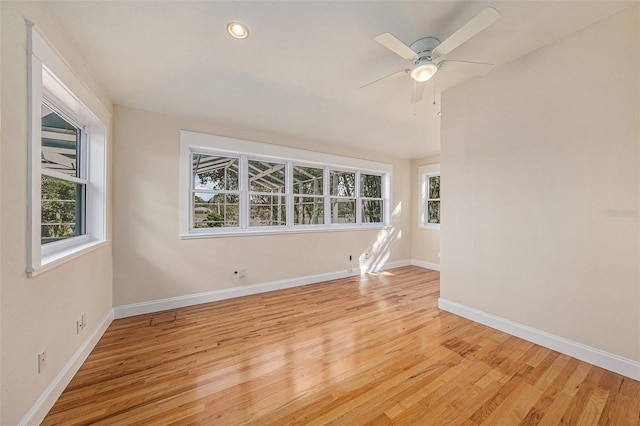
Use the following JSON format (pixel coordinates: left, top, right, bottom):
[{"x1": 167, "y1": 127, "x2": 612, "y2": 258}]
[{"x1": 191, "y1": 153, "x2": 385, "y2": 233}]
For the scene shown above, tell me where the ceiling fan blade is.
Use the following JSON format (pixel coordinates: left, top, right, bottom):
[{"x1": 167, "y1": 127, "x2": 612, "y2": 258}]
[
  {"x1": 375, "y1": 33, "x2": 417, "y2": 60},
  {"x1": 360, "y1": 69, "x2": 409, "y2": 89},
  {"x1": 438, "y1": 60, "x2": 494, "y2": 75},
  {"x1": 410, "y1": 80, "x2": 427, "y2": 104},
  {"x1": 432, "y1": 7, "x2": 500, "y2": 58}
]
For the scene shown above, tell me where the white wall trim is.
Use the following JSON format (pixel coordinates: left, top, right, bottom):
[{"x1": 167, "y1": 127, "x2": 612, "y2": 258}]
[
  {"x1": 411, "y1": 259, "x2": 440, "y2": 271},
  {"x1": 115, "y1": 269, "x2": 362, "y2": 319},
  {"x1": 438, "y1": 298, "x2": 640, "y2": 381},
  {"x1": 20, "y1": 310, "x2": 114, "y2": 426},
  {"x1": 360, "y1": 259, "x2": 411, "y2": 273},
  {"x1": 114, "y1": 259, "x2": 429, "y2": 319}
]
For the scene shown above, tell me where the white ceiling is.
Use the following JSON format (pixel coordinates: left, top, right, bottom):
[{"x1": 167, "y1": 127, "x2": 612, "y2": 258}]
[{"x1": 44, "y1": 1, "x2": 635, "y2": 159}]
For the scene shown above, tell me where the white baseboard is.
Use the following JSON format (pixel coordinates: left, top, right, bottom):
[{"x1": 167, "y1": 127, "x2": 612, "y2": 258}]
[
  {"x1": 410, "y1": 259, "x2": 440, "y2": 271},
  {"x1": 438, "y1": 298, "x2": 640, "y2": 381},
  {"x1": 360, "y1": 259, "x2": 411, "y2": 273},
  {"x1": 114, "y1": 258, "x2": 433, "y2": 319},
  {"x1": 360, "y1": 259, "x2": 440, "y2": 273},
  {"x1": 20, "y1": 309, "x2": 114, "y2": 426},
  {"x1": 114, "y1": 268, "x2": 364, "y2": 319}
]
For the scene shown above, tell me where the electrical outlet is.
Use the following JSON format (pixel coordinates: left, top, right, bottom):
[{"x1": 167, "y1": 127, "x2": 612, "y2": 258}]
[
  {"x1": 233, "y1": 271, "x2": 239, "y2": 282},
  {"x1": 38, "y1": 350, "x2": 47, "y2": 373},
  {"x1": 81, "y1": 313, "x2": 87, "y2": 329},
  {"x1": 238, "y1": 268, "x2": 246, "y2": 278},
  {"x1": 76, "y1": 319, "x2": 83, "y2": 334}
]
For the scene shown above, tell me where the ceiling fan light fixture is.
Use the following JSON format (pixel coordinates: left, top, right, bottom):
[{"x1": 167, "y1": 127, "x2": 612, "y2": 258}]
[
  {"x1": 227, "y1": 22, "x2": 249, "y2": 39},
  {"x1": 410, "y1": 62, "x2": 438, "y2": 82}
]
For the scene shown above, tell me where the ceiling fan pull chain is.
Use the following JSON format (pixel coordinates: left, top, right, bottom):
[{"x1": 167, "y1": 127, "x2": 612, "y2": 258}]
[{"x1": 433, "y1": 75, "x2": 437, "y2": 105}]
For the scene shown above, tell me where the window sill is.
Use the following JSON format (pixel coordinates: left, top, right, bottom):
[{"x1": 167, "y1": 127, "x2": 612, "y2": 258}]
[
  {"x1": 419, "y1": 224, "x2": 441, "y2": 230},
  {"x1": 181, "y1": 224, "x2": 390, "y2": 239},
  {"x1": 28, "y1": 239, "x2": 109, "y2": 277}
]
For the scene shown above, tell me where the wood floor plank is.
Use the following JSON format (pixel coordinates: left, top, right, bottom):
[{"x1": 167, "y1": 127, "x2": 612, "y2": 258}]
[{"x1": 43, "y1": 267, "x2": 640, "y2": 425}]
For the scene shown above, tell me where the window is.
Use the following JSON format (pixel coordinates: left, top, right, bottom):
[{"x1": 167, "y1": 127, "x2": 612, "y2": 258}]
[
  {"x1": 360, "y1": 173, "x2": 384, "y2": 223},
  {"x1": 418, "y1": 164, "x2": 440, "y2": 229},
  {"x1": 192, "y1": 154, "x2": 240, "y2": 228},
  {"x1": 330, "y1": 170, "x2": 356, "y2": 224},
  {"x1": 293, "y1": 165, "x2": 324, "y2": 225},
  {"x1": 40, "y1": 102, "x2": 87, "y2": 244},
  {"x1": 27, "y1": 23, "x2": 109, "y2": 276},
  {"x1": 180, "y1": 131, "x2": 392, "y2": 237},
  {"x1": 248, "y1": 160, "x2": 287, "y2": 227},
  {"x1": 426, "y1": 175, "x2": 440, "y2": 224}
]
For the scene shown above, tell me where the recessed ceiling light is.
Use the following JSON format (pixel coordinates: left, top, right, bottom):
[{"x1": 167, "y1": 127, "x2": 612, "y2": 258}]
[{"x1": 227, "y1": 22, "x2": 249, "y2": 39}]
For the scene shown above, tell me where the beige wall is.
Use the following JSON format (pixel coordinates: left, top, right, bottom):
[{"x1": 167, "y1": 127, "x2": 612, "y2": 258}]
[
  {"x1": 441, "y1": 8, "x2": 639, "y2": 361},
  {"x1": 410, "y1": 156, "x2": 441, "y2": 266},
  {"x1": 112, "y1": 106, "x2": 412, "y2": 307},
  {"x1": 0, "y1": 2, "x2": 113, "y2": 425}
]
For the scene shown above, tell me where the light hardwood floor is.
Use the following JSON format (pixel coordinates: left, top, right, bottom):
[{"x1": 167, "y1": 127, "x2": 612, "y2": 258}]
[{"x1": 44, "y1": 267, "x2": 640, "y2": 425}]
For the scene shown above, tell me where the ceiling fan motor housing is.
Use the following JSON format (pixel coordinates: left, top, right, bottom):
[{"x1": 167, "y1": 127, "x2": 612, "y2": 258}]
[{"x1": 409, "y1": 37, "x2": 440, "y2": 64}]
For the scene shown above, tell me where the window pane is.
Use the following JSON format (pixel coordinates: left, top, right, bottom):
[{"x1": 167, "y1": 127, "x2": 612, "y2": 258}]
[
  {"x1": 193, "y1": 154, "x2": 239, "y2": 191},
  {"x1": 428, "y1": 200, "x2": 440, "y2": 224},
  {"x1": 41, "y1": 175, "x2": 84, "y2": 244},
  {"x1": 41, "y1": 103, "x2": 80, "y2": 177},
  {"x1": 429, "y1": 175, "x2": 440, "y2": 199},
  {"x1": 330, "y1": 198, "x2": 355, "y2": 223},
  {"x1": 250, "y1": 195, "x2": 286, "y2": 226},
  {"x1": 362, "y1": 200, "x2": 383, "y2": 223},
  {"x1": 294, "y1": 196, "x2": 324, "y2": 225},
  {"x1": 360, "y1": 174, "x2": 382, "y2": 198},
  {"x1": 329, "y1": 171, "x2": 355, "y2": 197},
  {"x1": 193, "y1": 193, "x2": 239, "y2": 228},
  {"x1": 249, "y1": 160, "x2": 285, "y2": 193},
  {"x1": 293, "y1": 165, "x2": 323, "y2": 195}
]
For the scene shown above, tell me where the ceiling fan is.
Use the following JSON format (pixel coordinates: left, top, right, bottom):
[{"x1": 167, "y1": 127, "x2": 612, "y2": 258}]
[{"x1": 362, "y1": 7, "x2": 501, "y2": 103}]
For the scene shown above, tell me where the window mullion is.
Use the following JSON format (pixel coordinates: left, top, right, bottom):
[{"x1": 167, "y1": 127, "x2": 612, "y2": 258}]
[
  {"x1": 323, "y1": 167, "x2": 330, "y2": 226},
  {"x1": 286, "y1": 161, "x2": 293, "y2": 228},
  {"x1": 240, "y1": 155, "x2": 248, "y2": 229},
  {"x1": 355, "y1": 171, "x2": 361, "y2": 225}
]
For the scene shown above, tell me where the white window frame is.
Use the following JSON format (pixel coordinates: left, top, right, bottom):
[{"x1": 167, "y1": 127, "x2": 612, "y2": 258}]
[
  {"x1": 179, "y1": 131, "x2": 392, "y2": 238},
  {"x1": 247, "y1": 156, "x2": 288, "y2": 229},
  {"x1": 190, "y1": 151, "x2": 242, "y2": 229},
  {"x1": 418, "y1": 163, "x2": 440, "y2": 230},
  {"x1": 27, "y1": 23, "x2": 109, "y2": 276},
  {"x1": 359, "y1": 172, "x2": 385, "y2": 224},
  {"x1": 291, "y1": 163, "x2": 326, "y2": 227},
  {"x1": 328, "y1": 168, "x2": 358, "y2": 226}
]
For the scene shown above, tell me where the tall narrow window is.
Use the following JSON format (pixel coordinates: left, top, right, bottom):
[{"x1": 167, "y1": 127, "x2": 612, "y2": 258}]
[
  {"x1": 28, "y1": 23, "x2": 108, "y2": 276},
  {"x1": 248, "y1": 160, "x2": 286, "y2": 227},
  {"x1": 360, "y1": 173, "x2": 383, "y2": 223},
  {"x1": 426, "y1": 175, "x2": 440, "y2": 225},
  {"x1": 293, "y1": 165, "x2": 324, "y2": 225},
  {"x1": 40, "y1": 102, "x2": 86, "y2": 244},
  {"x1": 418, "y1": 164, "x2": 441, "y2": 229},
  {"x1": 330, "y1": 170, "x2": 356, "y2": 224},
  {"x1": 192, "y1": 154, "x2": 240, "y2": 228}
]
